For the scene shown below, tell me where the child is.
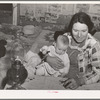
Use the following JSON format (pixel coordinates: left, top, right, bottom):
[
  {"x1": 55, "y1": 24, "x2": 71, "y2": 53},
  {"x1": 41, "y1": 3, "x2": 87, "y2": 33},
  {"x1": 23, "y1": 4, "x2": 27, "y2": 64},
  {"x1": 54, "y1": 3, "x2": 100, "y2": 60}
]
[
  {"x1": 35, "y1": 34, "x2": 70, "y2": 77},
  {"x1": 24, "y1": 32, "x2": 70, "y2": 79}
]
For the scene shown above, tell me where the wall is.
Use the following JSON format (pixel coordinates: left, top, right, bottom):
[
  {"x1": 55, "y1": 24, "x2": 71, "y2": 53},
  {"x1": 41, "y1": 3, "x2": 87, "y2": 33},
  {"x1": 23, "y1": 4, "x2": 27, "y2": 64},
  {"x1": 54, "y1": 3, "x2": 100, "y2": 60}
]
[
  {"x1": 0, "y1": 4, "x2": 12, "y2": 24},
  {"x1": 19, "y1": 4, "x2": 100, "y2": 32}
]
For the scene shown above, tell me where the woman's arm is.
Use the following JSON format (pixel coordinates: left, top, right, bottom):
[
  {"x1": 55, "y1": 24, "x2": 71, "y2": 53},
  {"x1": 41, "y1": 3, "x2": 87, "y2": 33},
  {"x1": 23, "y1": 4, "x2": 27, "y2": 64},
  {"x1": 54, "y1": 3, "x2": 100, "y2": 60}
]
[
  {"x1": 60, "y1": 41, "x2": 100, "y2": 89},
  {"x1": 45, "y1": 55, "x2": 64, "y2": 71}
]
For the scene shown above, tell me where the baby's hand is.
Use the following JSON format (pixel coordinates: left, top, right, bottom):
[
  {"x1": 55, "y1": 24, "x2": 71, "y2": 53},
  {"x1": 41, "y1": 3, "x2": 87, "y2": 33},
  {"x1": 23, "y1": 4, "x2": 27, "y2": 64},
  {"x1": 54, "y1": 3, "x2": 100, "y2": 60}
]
[
  {"x1": 59, "y1": 68, "x2": 64, "y2": 73},
  {"x1": 40, "y1": 46, "x2": 48, "y2": 55},
  {"x1": 42, "y1": 49, "x2": 47, "y2": 55}
]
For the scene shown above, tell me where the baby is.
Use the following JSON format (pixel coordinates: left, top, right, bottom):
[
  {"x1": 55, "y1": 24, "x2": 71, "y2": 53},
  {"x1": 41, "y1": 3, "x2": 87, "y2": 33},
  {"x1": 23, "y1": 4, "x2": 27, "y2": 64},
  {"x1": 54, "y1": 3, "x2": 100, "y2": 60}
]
[
  {"x1": 24, "y1": 32, "x2": 70, "y2": 79},
  {"x1": 35, "y1": 34, "x2": 70, "y2": 77}
]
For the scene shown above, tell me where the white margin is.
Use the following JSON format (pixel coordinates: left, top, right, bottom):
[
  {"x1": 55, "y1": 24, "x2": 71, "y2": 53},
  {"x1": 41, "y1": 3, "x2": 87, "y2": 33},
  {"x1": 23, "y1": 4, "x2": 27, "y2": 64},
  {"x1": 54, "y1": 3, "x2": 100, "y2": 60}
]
[{"x1": 0, "y1": 1, "x2": 100, "y2": 99}]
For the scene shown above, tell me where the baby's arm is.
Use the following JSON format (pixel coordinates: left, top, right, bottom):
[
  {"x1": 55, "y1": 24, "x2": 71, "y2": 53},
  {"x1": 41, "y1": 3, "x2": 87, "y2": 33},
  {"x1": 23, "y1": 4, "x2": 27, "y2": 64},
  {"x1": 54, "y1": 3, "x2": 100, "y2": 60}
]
[
  {"x1": 59, "y1": 63, "x2": 70, "y2": 74},
  {"x1": 59, "y1": 54, "x2": 70, "y2": 77}
]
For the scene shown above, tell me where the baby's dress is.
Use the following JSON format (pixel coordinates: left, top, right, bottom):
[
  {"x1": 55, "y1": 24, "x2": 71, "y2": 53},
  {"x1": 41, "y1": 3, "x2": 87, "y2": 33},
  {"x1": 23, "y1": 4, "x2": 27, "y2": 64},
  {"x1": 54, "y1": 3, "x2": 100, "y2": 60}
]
[{"x1": 36, "y1": 45, "x2": 70, "y2": 77}]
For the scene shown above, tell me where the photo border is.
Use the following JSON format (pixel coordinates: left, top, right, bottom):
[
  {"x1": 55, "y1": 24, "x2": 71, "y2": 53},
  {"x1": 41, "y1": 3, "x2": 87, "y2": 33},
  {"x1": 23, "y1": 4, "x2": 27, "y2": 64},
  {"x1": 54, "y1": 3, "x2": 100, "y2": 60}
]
[{"x1": 0, "y1": 0, "x2": 100, "y2": 99}]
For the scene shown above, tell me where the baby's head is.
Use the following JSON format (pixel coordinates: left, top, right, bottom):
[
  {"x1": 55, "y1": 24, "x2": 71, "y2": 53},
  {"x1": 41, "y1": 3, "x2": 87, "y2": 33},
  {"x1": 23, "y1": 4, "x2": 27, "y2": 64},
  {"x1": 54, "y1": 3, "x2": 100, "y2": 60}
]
[{"x1": 54, "y1": 35, "x2": 69, "y2": 55}]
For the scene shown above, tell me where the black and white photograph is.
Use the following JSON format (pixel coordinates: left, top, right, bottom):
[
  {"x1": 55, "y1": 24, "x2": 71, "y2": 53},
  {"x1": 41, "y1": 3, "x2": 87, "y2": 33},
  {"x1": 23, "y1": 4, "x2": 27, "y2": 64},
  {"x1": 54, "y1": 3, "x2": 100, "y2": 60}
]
[{"x1": 1, "y1": 1, "x2": 100, "y2": 99}]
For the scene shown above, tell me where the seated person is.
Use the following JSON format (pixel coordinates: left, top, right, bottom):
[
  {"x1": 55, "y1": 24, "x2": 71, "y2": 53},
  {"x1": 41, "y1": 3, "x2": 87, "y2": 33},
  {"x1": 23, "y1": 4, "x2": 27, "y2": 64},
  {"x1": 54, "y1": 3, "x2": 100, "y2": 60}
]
[
  {"x1": 47, "y1": 12, "x2": 100, "y2": 89},
  {"x1": 24, "y1": 31, "x2": 70, "y2": 79},
  {"x1": 35, "y1": 34, "x2": 70, "y2": 77}
]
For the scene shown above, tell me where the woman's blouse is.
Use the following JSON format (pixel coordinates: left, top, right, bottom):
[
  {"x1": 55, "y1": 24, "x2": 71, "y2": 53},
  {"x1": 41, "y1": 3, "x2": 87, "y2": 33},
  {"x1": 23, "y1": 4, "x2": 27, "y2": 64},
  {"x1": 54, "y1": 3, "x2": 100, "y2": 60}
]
[{"x1": 65, "y1": 33, "x2": 100, "y2": 85}]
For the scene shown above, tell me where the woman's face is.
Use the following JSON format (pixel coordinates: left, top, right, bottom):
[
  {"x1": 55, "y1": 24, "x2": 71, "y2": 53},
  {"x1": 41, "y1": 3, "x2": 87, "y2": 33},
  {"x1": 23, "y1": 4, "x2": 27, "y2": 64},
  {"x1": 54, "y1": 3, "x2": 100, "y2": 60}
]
[{"x1": 72, "y1": 22, "x2": 88, "y2": 43}]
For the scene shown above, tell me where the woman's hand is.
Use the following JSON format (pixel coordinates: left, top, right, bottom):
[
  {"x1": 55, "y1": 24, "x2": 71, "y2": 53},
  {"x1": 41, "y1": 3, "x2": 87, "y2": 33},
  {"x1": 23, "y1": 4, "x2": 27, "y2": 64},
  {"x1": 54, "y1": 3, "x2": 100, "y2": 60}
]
[
  {"x1": 46, "y1": 55, "x2": 64, "y2": 71},
  {"x1": 60, "y1": 78, "x2": 79, "y2": 90}
]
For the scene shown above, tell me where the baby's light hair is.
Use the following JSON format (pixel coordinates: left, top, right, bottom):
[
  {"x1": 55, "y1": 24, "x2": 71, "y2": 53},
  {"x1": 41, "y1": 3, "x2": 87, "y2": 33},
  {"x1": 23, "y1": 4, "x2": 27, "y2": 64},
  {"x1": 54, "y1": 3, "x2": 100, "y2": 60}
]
[{"x1": 57, "y1": 35, "x2": 69, "y2": 46}]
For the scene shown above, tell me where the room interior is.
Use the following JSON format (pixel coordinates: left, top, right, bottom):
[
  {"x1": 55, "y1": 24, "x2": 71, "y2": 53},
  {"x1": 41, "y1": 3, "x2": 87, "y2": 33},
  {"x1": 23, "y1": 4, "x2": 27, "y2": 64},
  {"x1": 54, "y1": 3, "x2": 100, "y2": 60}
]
[{"x1": 0, "y1": 3, "x2": 100, "y2": 90}]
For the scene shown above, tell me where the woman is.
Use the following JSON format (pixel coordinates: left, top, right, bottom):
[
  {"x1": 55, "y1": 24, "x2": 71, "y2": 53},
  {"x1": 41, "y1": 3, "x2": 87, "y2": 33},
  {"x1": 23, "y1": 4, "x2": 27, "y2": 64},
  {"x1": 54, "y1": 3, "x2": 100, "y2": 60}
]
[{"x1": 46, "y1": 12, "x2": 100, "y2": 89}]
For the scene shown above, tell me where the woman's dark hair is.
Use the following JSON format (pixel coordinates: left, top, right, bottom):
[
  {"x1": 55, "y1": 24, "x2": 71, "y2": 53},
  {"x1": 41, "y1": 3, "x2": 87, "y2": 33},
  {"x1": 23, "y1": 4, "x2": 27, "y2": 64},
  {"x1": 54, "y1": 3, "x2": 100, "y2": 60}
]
[
  {"x1": 67, "y1": 12, "x2": 94, "y2": 35},
  {"x1": 54, "y1": 31, "x2": 65, "y2": 41}
]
